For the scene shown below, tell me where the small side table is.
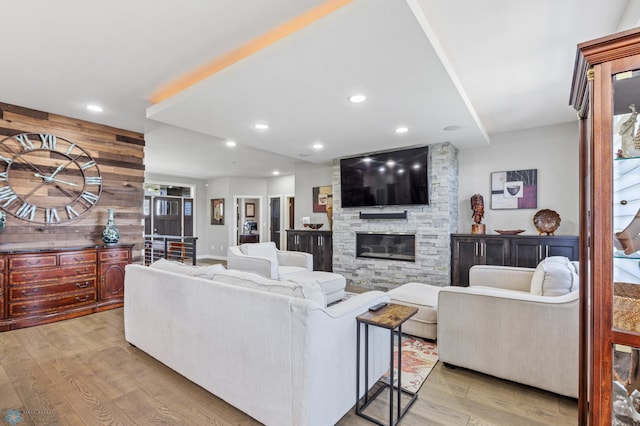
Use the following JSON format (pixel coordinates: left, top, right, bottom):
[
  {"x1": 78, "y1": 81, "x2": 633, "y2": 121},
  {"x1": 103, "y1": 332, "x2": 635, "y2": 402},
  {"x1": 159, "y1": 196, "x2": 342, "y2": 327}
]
[{"x1": 356, "y1": 303, "x2": 419, "y2": 426}]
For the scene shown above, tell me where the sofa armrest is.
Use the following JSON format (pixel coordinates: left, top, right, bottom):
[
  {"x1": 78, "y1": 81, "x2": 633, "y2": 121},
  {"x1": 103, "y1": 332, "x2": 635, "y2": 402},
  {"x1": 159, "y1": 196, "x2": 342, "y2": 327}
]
[
  {"x1": 324, "y1": 291, "x2": 390, "y2": 319},
  {"x1": 277, "y1": 250, "x2": 313, "y2": 270},
  {"x1": 469, "y1": 265, "x2": 535, "y2": 292},
  {"x1": 227, "y1": 246, "x2": 278, "y2": 279}
]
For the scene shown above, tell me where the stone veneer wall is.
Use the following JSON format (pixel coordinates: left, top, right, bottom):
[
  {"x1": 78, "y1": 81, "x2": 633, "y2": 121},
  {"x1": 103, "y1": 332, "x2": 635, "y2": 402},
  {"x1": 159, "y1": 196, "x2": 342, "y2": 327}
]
[{"x1": 332, "y1": 142, "x2": 458, "y2": 290}]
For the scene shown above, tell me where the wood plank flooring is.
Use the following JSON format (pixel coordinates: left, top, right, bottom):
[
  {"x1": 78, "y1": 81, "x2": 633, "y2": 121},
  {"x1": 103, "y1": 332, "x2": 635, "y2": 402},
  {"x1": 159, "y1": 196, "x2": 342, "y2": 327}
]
[{"x1": 0, "y1": 308, "x2": 578, "y2": 425}]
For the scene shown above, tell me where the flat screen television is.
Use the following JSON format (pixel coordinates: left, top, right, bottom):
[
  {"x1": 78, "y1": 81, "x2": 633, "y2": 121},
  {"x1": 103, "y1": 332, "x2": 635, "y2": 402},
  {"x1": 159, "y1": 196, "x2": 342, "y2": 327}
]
[{"x1": 340, "y1": 146, "x2": 429, "y2": 208}]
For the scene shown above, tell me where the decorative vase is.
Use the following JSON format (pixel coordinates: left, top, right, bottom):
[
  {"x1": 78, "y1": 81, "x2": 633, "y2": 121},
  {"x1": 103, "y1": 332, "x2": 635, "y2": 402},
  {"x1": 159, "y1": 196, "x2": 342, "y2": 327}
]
[
  {"x1": 0, "y1": 211, "x2": 6, "y2": 234},
  {"x1": 102, "y1": 208, "x2": 120, "y2": 245}
]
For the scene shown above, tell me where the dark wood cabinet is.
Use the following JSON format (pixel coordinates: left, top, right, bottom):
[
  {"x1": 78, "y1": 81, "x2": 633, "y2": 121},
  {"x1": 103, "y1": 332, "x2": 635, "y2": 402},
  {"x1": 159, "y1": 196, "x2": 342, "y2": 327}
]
[
  {"x1": 0, "y1": 245, "x2": 132, "y2": 331},
  {"x1": 286, "y1": 230, "x2": 332, "y2": 272},
  {"x1": 451, "y1": 234, "x2": 578, "y2": 286},
  {"x1": 239, "y1": 234, "x2": 259, "y2": 244},
  {"x1": 571, "y1": 28, "x2": 640, "y2": 423},
  {"x1": 98, "y1": 246, "x2": 131, "y2": 302}
]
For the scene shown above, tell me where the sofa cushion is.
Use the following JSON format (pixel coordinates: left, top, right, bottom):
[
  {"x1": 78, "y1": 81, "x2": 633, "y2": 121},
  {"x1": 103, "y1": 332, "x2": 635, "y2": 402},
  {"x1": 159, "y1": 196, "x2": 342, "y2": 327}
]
[
  {"x1": 242, "y1": 242, "x2": 278, "y2": 264},
  {"x1": 279, "y1": 266, "x2": 312, "y2": 278},
  {"x1": 149, "y1": 259, "x2": 225, "y2": 279},
  {"x1": 530, "y1": 256, "x2": 578, "y2": 296},
  {"x1": 210, "y1": 269, "x2": 326, "y2": 306}
]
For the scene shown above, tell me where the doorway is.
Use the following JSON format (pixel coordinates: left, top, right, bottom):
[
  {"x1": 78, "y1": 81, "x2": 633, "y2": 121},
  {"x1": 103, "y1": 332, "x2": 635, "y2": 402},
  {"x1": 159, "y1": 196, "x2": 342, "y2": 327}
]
[
  {"x1": 235, "y1": 196, "x2": 262, "y2": 245},
  {"x1": 270, "y1": 197, "x2": 281, "y2": 249}
]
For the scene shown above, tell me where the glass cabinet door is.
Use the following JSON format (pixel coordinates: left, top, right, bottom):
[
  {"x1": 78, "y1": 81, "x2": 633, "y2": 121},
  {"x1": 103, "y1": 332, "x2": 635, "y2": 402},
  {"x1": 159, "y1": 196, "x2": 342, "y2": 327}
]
[{"x1": 612, "y1": 68, "x2": 640, "y2": 425}]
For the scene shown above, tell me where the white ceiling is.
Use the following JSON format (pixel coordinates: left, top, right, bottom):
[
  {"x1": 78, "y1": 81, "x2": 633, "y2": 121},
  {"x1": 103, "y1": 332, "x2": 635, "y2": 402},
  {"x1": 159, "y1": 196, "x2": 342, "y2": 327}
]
[{"x1": 1, "y1": 0, "x2": 637, "y2": 179}]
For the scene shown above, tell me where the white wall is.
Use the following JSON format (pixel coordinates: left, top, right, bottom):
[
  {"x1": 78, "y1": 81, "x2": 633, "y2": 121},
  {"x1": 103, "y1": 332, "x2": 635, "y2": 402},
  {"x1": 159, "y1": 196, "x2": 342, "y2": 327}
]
[
  {"x1": 293, "y1": 162, "x2": 333, "y2": 229},
  {"x1": 458, "y1": 122, "x2": 580, "y2": 236}
]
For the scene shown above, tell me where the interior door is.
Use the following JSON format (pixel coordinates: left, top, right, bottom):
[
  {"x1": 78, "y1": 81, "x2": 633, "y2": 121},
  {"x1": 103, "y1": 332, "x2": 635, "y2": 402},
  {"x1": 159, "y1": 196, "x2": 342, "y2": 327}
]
[
  {"x1": 153, "y1": 197, "x2": 182, "y2": 236},
  {"x1": 270, "y1": 197, "x2": 281, "y2": 249}
]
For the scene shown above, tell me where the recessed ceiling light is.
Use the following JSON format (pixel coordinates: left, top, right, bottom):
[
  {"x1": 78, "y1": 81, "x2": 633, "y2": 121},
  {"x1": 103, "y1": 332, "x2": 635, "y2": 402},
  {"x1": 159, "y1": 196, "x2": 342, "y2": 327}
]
[
  {"x1": 272, "y1": 170, "x2": 280, "y2": 175},
  {"x1": 444, "y1": 125, "x2": 462, "y2": 131},
  {"x1": 254, "y1": 122, "x2": 269, "y2": 130},
  {"x1": 86, "y1": 104, "x2": 103, "y2": 112},
  {"x1": 312, "y1": 143, "x2": 324, "y2": 150},
  {"x1": 226, "y1": 140, "x2": 236, "y2": 147},
  {"x1": 395, "y1": 126, "x2": 409, "y2": 134},
  {"x1": 348, "y1": 94, "x2": 366, "y2": 103}
]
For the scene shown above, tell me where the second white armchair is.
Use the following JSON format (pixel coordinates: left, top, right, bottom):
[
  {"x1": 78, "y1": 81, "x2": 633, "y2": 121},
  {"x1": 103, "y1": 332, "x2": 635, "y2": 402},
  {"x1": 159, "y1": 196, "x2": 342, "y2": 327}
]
[{"x1": 227, "y1": 242, "x2": 313, "y2": 279}]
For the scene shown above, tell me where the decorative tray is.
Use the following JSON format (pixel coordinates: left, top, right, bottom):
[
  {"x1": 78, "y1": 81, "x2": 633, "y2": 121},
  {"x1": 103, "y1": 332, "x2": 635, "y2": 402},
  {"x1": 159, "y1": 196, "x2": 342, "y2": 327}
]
[{"x1": 494, "y1": 229, "x2": 525, "y2": 235}]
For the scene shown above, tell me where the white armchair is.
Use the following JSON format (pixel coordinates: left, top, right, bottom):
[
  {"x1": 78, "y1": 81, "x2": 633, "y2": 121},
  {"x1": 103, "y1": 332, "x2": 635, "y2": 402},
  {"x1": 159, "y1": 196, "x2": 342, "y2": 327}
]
[
  {"x1": 227, "y1": 242, "x2": 313, "y2": 279},
  {"x1": 438, "y1": 259, "x2": 579, "y2": 398}
]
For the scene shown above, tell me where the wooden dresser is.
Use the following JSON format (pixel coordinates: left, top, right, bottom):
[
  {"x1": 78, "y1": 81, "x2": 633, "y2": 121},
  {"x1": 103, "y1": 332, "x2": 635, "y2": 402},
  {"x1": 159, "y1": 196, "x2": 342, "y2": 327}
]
[{"x1": 0, "y1": 245, "x2": 132, "y2": 331}]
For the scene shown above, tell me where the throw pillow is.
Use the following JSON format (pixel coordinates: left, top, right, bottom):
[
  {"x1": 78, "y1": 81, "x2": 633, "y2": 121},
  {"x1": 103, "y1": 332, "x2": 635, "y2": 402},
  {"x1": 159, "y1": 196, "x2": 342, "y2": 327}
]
[
  {"x1": 210, "y1": 269, "x2": 326, "y2": 306},
  {"x1": 242, "y1": 242, "x2": 278, "y2": 264},
  {"x1": 530, "y1": 256, "x2": 579, "y2": 296},
  {"x1": 150, "y1": 258, "x2": 225, "y2": 279}
]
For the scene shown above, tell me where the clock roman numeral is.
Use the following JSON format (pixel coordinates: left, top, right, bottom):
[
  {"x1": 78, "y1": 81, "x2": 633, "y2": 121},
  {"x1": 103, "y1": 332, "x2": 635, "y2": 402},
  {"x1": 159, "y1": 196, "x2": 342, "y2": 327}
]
[
  {"x1": 16, "y1": 202, "x2": 36, "y2": 221},
  {"x1": 65, "y1": 143, "x2": 76, "y2": 156},
  {"x1": 40, "y1": 134, "x2": 57, "y2": 150},
  {"x1": 81, "y1": 160, "x2": 96, "y2": 170},
  {"x1": 0, "y1": 172, "x2": 7, "y2": 181},
  {"x1": 15, "y1": 134, "x2": 34, "y2": 150},
  {"x1": 0, "y1": 186, "x2": 17, "y2": 207},
  {"x1": 81, "y1": 191, "x2": 99, "y2": 205},
  {"x1": 0, "y1": 155, "x2": 12, "y2": 165},
  {"x1": 85, "y1": 176, "x2": 102, "y2": 185},
  {"x1": 66, "y1": 205, "x2": 80, "y2": 219},
  {"x1": 45, "y1": 208, "x2": 60, "y2": 223}
]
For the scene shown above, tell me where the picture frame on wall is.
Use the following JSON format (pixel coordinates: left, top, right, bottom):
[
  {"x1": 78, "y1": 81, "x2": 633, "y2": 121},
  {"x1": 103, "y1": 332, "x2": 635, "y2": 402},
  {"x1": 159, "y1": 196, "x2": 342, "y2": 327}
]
[
  {"x1": 211, "y1": 198, "x2": 224, "y2": 225},
  {"x1": 245, "y1": 202, "x2": 255, "y2": 218},
  {"x1": 490, "y1": 169, "x2": 538, "y2": 210},
  {"x1": 313, "y1": 185, "x2": 332, "y2": 213}
]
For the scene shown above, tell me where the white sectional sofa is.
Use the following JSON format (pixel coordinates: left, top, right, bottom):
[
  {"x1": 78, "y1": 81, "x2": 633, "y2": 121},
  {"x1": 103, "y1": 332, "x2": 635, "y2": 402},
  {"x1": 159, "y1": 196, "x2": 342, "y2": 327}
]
[{"x1": 124, "y1": 262, "x2": 390, "y2": 426}]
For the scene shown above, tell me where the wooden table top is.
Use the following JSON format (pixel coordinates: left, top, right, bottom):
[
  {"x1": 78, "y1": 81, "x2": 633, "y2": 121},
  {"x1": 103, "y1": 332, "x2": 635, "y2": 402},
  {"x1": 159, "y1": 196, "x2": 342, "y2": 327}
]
[{"x1": 356, "y1": 303, "x2": 418, "y2": 329}]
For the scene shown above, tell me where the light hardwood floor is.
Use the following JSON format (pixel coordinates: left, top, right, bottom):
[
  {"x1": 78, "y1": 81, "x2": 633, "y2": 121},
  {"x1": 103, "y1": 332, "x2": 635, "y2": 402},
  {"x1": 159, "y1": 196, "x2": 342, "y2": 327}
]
[{"x1": 0, "y1": 308, "x2": 577, "y2": 425}]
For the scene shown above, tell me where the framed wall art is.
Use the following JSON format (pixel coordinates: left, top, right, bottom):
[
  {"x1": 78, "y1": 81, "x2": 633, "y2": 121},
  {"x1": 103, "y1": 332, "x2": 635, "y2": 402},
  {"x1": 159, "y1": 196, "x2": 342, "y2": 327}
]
[
  {"x1": 491, "y1": 169, "x2": 537, "y2": 210},
  {"x1": 245, "y1": 202, "x2": 255, "y2": 218},
  {"x1": 211, "y1": 198, "x2": 224, "y2": 225},
  {"x1": 313, "y1": 185, "x2": 332, "y2": 213}
]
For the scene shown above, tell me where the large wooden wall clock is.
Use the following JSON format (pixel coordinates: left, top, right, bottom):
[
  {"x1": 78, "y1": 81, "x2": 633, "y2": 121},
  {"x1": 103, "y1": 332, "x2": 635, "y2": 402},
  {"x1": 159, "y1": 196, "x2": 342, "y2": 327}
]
[{"x1": 0, "y1": 133, "x2": 103, "y2": 223}]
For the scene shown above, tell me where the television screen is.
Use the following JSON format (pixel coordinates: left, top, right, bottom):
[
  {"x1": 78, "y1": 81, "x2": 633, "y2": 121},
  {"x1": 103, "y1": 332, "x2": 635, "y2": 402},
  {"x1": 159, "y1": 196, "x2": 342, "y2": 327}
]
[{"x1": 340, "y1": 146, "x2": 429, "y2": 208}]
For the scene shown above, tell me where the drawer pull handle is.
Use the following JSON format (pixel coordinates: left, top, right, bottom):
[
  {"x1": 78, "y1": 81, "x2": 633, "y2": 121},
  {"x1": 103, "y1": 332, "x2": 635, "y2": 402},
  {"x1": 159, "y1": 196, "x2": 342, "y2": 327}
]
[
  {"x1": 76, "y1": 282, "x2": 89, "y2": 289},
  {"x1": 76, "y1": 295, "x2": 90, "y2": 303},
  {"x1": 74, "y1": 256, "x2": 85, "y2": 261},
  {"x1": 22, "y1": 273, "x2": 38, "y2": 280},
  {"x1": 21, "y1": 289, "x2": 39, "y2": 296},
  {"x1": 21, "y1": 305, "x2": 36, "y2": 311},
  {"x1": 75, "y1": 268, "x2": 89, "y2": 274},
  {"x1": 109, "y1": 253, "x2": 118, "y2": 258},
  {"x1": 27, "y1": 259, "x2": 41, "y2": 266}
]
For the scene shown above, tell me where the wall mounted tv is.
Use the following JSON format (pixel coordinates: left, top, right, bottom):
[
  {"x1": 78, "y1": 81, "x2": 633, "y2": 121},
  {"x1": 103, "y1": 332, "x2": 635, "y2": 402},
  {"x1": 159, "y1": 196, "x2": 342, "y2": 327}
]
[{"x1": 340, "y1": 146, "x2": 429, "y2": 208}]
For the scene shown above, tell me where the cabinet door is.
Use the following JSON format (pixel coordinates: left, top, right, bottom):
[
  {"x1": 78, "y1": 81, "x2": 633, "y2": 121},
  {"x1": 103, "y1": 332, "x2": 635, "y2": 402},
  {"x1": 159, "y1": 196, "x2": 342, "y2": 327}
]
[
  {"x1": 484, "y1": 239, "x2": 509, "y2": 266},
  {"x1": 287, "y1": 232, "x2": 309, "y2": 252},
  {"x1": 544, "y1": 237, "x2": 579, "y2": 260},
  {"x1": 99, "y1": 262, "x2": 125, "y2": 301},
  {"x1": 511, "y1": 239, "x2": 541, "y2": 268},
  {"x1": 451, "y1": 238, "x2": 478, "y2": 286},
  {"x1": 311, "y1": 233, "x2": 332, "y2": 272}
]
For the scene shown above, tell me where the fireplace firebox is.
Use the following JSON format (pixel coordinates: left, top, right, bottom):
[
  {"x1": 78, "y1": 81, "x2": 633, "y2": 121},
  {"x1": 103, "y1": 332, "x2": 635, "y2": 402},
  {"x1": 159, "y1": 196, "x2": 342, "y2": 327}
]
[{"x1": 355, "y1": 232, "x2": 416, "y2": 262}]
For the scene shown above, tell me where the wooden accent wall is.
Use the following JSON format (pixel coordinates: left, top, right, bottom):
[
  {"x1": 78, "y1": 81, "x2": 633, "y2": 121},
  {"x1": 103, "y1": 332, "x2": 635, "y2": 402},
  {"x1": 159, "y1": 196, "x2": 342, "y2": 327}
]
[{"x1": 0, "y1": 102, "x2": 145, "y2": 262}]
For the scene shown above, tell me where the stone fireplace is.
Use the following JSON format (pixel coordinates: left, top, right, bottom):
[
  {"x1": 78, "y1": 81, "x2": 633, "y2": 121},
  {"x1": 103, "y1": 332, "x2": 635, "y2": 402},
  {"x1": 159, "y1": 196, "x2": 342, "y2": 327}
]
[{"x1": 332, "y1": 142, "x2": 458, "y2": 290}]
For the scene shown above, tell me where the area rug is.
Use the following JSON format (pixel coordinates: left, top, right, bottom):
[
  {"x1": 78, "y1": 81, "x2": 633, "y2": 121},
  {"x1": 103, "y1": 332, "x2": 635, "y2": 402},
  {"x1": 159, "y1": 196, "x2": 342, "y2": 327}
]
[{"x1": 382, "y1": 335, "x2": 438, "y2": 393}]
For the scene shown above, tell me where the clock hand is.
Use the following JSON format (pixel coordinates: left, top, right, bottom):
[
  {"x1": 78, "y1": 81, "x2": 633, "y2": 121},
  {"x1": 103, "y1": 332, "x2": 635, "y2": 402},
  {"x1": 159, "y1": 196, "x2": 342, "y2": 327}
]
[
  {"x1": 48, "y1": 164, "x2": 66, "y2": 179},
  {"x1": 34, "y1": 173, "x2": 79, "y2": 187}
]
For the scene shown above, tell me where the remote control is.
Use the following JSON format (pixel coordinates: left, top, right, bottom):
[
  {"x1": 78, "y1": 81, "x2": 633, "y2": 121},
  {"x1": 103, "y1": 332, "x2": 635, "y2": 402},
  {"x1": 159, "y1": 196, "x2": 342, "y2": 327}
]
[{"x1": 368, "y1": 302, "x2": 388, "y2": 312}]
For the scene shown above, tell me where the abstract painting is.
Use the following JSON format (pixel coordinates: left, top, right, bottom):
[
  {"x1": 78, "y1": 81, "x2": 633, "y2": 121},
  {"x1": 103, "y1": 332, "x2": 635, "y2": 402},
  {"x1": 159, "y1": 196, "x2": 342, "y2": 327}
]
[{"x1": 491, "y1": 169, "x2": 537, "y2": 209}]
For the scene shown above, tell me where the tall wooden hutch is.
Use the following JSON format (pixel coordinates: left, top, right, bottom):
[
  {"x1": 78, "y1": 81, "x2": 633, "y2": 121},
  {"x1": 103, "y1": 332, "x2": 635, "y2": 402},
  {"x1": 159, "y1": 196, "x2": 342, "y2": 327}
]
[{"x1": 571, "y1": 28, "x2": 640, "y2": 424}]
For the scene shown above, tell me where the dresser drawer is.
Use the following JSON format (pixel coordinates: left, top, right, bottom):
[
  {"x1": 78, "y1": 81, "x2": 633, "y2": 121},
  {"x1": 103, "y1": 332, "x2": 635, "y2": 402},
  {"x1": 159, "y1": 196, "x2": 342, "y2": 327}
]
[
  {"x1": 59, "y1": 251, "x2": 97, "y2": 265},
  {"x1": 9, "y1": 279, "x2": 96, "y2": 301},
  {"x1": 0, "y1": 256, "x2": 6, "y2": 270},
  {"x1": 9, "y1": 264, "x2": 96, "y2": 285},
  {"x1": 9, "y1": 291, "x2": 96, "y2": 317},
  {"x1": 9, "y1": 254, "x2": 57, "y2": 270},
  {"x1": 99, "y1": 249, "x2": 130, "y2": 262}
]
